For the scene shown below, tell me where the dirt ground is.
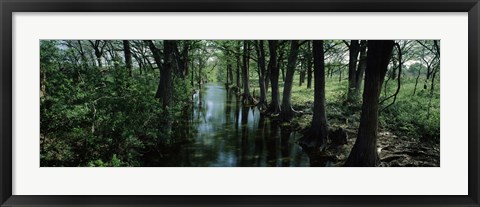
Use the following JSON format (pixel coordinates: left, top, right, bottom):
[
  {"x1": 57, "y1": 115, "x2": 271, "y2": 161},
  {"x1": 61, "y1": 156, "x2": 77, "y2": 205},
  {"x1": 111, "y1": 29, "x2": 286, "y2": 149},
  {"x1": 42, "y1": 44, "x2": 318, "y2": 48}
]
[{"x1": 289, "y1": 112, "x2": 440, "y2": 167}]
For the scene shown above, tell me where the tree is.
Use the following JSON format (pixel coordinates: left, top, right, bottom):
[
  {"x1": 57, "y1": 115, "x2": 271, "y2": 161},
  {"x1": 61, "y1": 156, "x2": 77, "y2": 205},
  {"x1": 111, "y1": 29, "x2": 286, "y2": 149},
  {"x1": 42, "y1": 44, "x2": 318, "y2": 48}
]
[
  {"x1": 380, "y1": 42, "x2": 403, "y2": 110},
  {"x1": 220, "y1": 41, "x2": 234, "y2": 86},
  {"x1": 279, "y1": 40, "x2": 300, "y2": 122},
  {"x1": 266, "y1": 40, "x2": 281, "y2": 115},
  {"x1": 145, "y1": 40, "x2": 175, "y2": 108},
  {"x1": 174, "y1": 41, "x2": 190, "y2": 79},
  {"x1": 236, "y1": 41, "x2": 242, "y2": 90},
  {"x1": 242, "y1": 40, "x2": 255, "y2": 105},
  {"x1": 225, "y1": 47, "x2": 232, "y2": 86},
  {"x1": 306, "y1": 41, "x2": 313, "y2": 89},
  {"x1": 123, "y1": 40, "x2": 133, "y2": 77},
  {"x1": 346, "y1": 40, "x2": 361, "y2": 101},
  {"x1": 345, "y1": 40, "x2": 394, "y2": 167},
  {"x1": 88, "y1": 40, "x2": 107, "y2": 67},
  {"x1": 299, "y1": 40, "x2": 328, "y2": 149},
  {"x1": 410, "y1": 62, "x2": 425, "y2": 95},
  {"x1": 353, "y1": 40, "x2": 367, "y2": 97},
  {"x1": 254, "y1": 40, "x2": 268, "y2": 109}
]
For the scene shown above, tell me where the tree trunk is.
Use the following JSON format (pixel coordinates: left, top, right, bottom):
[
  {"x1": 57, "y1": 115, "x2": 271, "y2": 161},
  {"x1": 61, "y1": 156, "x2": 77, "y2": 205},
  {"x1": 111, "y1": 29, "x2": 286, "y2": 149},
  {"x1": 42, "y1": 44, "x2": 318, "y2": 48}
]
[
  {"x1": 226, "y1": 64, "x2": 231, "y2": 85},
  {"x1": 299, "y1": 40, "x2": 328, "y2": 149},
  {"x1": 236, "y1": 42, "x2": 242, "y2": 90},
  {"x1": 159, "y1": 40, "x2": 175, "y2": 108},
  {"x1": 345, "y1": 40, "x2": 394, "y2": 167},
  {"x1": 353, "y1": 40, "x2": 367, "y2": 97},
  {"x1": 280, "y1": 65, "x2": 286, "y2": 82},
  {"x1": 347, "y1": 40, "x2": 360, "y2": 101},
  {"x1": 145, "y1": 40, "x2": 174, "y2": 108},
  {"x1": 279, "y1": 40, "x2": 300, "y2": 122},
  {"x1": 278, "y1": 45, "x2": 286, "y2": 82},
  {"x1": 123, "y1": 40, "x2": 133, "y2": 77},
  {"x1": 131, "y1": 51, "x2": 143, "y2": 74},
  {"x1": 424, "y1": 64, "x2": 432, "y2": 90},
  {"x1": 198, "y1": 56, "x2": 205, "y2": 89},
  {"x1": 306, "y1": 41, "x2": 313, "y2": 89},
  {"x1": 96, "y1": 54, "x2": 102, "y2": 68},
  {"x1": 338, "y1": 68, "x2": 342, "y2": 83},
  {"x1": 225, "y1": 49, "x2": 231, "y2": 86},
  {"x1": 413, "y1": 67, "x2": 421, "y2": 95},
  {"x1": 228, "y1": 59, "x2": 234, "y2": 85},
  {"x1": 266, "y1": 40, "x2": 281, "y2": 114},
  {"x1": 191, "y1": 60, "x2": 195, "y2": 87},
  {"x1": 299, "y1": 62, "x2": 305, "y2": 87},
  {"x1": 265, "y1": 60, "x2": 270, "y2": 94},
  {"x1": 174, "y1": 41, "x2": 189, "y2": 79},
  {"x1": 89, "y1": 40, "x2": 105, "y2": 68},
  {"x1": 255, "y1": 40, "x2": 267, "y2": 109},
  {"x1": 242, "y1": 40, "x2": 254, "y2": 105}
]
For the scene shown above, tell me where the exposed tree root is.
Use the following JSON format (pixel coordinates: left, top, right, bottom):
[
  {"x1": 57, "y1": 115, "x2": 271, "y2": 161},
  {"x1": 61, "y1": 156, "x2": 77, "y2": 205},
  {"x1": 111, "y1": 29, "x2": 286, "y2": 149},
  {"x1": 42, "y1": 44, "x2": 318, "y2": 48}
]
[
  {"x1": 299, "y1": 127, "x2": 326, "y2": 149},
  {"x1": 279, "y1": 107, "x2": 301, "y2": 122},
  {"x1": 241, "y1": 93, "x2": 257, "y2": 107},
  {"x1": 264, "y1": 103, "x2": 281, "y2": 115}
]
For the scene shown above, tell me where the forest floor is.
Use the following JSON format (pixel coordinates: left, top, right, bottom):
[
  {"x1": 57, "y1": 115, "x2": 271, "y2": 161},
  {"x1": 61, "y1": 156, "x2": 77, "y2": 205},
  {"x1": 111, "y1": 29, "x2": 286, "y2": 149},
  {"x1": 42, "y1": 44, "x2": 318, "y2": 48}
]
[
  {"x1": 283, "y1": 104, "x2": 440, "y2": 167},
  {"x1": 250, "y1": 78, "x2": 440, "y2": 167}
]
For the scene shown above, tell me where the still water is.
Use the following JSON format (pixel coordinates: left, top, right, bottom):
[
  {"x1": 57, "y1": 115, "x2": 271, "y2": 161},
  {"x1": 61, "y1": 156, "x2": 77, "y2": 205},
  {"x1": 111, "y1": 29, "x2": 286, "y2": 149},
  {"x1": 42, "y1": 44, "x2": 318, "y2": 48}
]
[{"x1": 151, "y1": 83, "x2": 310, "y2": 167}]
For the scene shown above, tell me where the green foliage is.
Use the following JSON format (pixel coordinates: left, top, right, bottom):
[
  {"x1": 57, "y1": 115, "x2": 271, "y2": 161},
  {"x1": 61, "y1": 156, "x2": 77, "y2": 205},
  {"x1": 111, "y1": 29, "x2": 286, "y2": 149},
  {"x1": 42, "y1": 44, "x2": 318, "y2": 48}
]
[
  {"x1": 379, "y1": 78, "x2": 440, "y2": 142},
  {"x1": 40, "y1": 40, "x2": 194, "y2": 167},
  {"x1": 87, "y1": 154, "x2": 124, "y2": 167}
]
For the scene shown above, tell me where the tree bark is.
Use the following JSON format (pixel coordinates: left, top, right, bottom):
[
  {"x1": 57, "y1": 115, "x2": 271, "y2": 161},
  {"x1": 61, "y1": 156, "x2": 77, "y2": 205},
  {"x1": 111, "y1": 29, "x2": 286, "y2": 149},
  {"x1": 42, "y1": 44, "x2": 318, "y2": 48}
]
[
  {"x1": 300, "y1": 40, "x2": 328, "y2": 149},
  {"x1": 242, "y1": 40, "x2": 254, "y2": 105},
  {"x1": 266, "y1": 40, "x2": 281, "y2": 115},
  {"x1": 226, "y1": 64, "x2": 231, "y2": 85},
  {"x1": 347, "y1": 40, "x2": 360, "y2": 101},
  {"x1": 353, "y1": 40, "x2": 367, "y2": 97},
  {"x1": 191, "y1": 59, "x2": 195, "y2": 87},
  {"x1": 279, "y1": 40, "x2": 300, "y2": 122},
  {"x1": 255, "y1": 40, "x2": 267, "y2": 109},
  {"x1": 89, "y1": 40, "x2": 106, "y2": 68},
  {"x1": 174, "y1": 41, "x2": 189, "y2": 79},
  {"x1": 345, "y1": 40, "x2": 394, "y2": 167},
  {"x1": 299, "y1": 61, "x2": 305, "y2": 87},
  {"x1": 228, "y1": 52, "x2": 234, "y2": 85},
  {"x1": 306, "y1": 41, "x2": 313, "y2": 89},
  {"x1": 236, "y1": 42, "x2": 242, "y2": 90},
  {"x1": 145, "y1": 40, "x2": 174, "y2": 109},
  {"x1": 123, "y1": 40, "x2": 133, "y2": 77}
]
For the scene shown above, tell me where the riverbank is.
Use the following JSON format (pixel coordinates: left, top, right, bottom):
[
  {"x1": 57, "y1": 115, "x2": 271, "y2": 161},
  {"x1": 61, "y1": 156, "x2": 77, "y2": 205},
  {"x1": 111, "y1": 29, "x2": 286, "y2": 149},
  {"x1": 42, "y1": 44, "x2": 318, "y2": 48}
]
[{"x1": 247, "y1": 77, "x2": 440, "y2": 167}]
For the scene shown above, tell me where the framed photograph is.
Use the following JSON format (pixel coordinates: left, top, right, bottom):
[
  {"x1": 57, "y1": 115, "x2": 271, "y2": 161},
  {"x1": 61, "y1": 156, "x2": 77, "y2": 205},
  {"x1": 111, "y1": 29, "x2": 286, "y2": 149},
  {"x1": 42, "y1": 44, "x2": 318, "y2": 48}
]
[{"x1": 1, "y1": 0, "x2": 479, "y2": 206}]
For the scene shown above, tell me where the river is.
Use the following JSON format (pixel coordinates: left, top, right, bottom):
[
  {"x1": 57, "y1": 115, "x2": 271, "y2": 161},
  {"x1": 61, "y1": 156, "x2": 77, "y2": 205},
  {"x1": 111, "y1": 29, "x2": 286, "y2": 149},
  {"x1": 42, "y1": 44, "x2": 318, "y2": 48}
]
[{"x1": 148, "y1": 83, "x2": 310, "y2": 167}]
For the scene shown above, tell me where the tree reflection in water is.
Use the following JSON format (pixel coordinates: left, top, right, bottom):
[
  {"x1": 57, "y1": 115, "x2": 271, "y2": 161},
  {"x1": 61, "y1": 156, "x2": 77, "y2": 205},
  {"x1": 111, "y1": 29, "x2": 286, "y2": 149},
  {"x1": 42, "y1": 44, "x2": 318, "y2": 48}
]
[{"x1": 146, "y1": 83, "x2": 309, "y2": 167}]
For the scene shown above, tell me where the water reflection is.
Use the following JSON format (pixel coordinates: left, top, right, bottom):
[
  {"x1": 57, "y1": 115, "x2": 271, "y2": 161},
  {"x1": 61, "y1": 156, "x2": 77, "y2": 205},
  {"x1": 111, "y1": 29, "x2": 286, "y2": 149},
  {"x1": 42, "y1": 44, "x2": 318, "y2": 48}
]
[{"x1": 151, "y1": 83, "x2": 309, "y2": 167}]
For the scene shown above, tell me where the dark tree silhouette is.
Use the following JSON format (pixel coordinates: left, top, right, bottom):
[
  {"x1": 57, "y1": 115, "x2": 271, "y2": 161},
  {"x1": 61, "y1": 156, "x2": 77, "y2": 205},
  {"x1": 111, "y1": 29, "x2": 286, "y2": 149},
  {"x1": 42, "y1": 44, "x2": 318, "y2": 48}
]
[
  {"x1": 123, "y1": 40, "x2": 132, "y2": 77},
  {"x1": 146, "y1": 40, "x2": 175, "y2": 108},
  {"x1": 279, "y1": 40, "x2": 300, "y2": 122},
  {"x1": 266, "y1": 40, "x2": 281, "y2": 114},
  {"x1": 306, "y1": 41, "x2": 313, "y2": 89},
  {"x1": 345, "y1": 40, "x2": 394, "y2": 167},
  {"x1": 299, "y1": 40, "x2": 328, "y2": 149},
  {"x1": 88, "y1": 40, "x2": 107, "y2": 67},
  {"x1": 353, "y1": 40, "x2": 367, "y2": 97},
  {"x1": 255, "y1": 40, "x2": 268, "y2": 109},
  {"x1": 346, "y1": 40, "x2": 360, "y2": 101},
  {"x1": 242, "y1": 40, "x2": 255, "y2": 105}
]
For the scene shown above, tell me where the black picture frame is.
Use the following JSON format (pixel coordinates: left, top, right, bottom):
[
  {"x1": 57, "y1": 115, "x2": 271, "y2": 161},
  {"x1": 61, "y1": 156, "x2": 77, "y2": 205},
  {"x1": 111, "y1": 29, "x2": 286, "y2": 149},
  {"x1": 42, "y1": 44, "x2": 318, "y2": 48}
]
[{"x1": 1, "y1": 0, "x2": 479, "y2": 206}]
